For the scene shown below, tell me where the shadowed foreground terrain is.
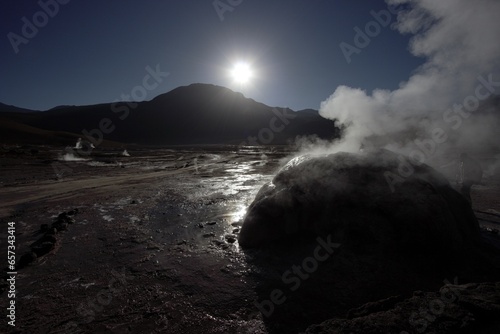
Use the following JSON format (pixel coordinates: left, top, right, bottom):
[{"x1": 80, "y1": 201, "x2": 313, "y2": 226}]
[{"x1": 1, "y1": 145, "x2": 500, "y2": 333}]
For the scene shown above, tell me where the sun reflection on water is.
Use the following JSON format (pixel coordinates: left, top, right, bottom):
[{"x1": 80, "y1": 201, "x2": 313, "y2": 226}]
[{"x1": 232, "y1": 204, "x2": 248, "y2": 222}]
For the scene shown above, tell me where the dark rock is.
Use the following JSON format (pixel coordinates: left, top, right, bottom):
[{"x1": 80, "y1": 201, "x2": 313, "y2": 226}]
[
  {"x1": 40, "y1": 235, "x2": 57, "y2": 244},
  {"x1": 304, "y1": 282, "x2": 500, "y2": 334},
  {"x1": 57, "y1": 212, "x2": 75, "y2": 224},
  {"x1": 58, "y1": 212, "x2": 68, "y2": 219},
  {"x1": 52, "y1": 221, "x2": 68, "y2": 231},
  {"x1": 346, "y1": 295, "x2": 404, "y2": 319},
  {"x1": 197, "y1": 223, "x2": 204, "y2": 228},
  {"x1": 206, "y1": 221, "x2": 217, "y2": 226},
  {"x1": 239, "y1": 149, "x2": 479, "y2": 259},
  {"x1": 225, "y1": 234, "x2": 237, "y2": 243},
  {"x1": 237, "y1": 150, "x2": 493, "y2": 333},
  {"x1": 45, "y1": 228, "x2": 57, "y2": 235},
  {"x1": 67, "y1": 208, "x2": 79, "y2": 215},
  {"x1": 40, "y1": 224, "x2": 49, "y2": 232},
  {"x1": 31, "y1": 241, "x2": 55, "y2": 256},
  {"x1": 211, "y1": 240, "x2": 225, "y2": 247},
  {"x1": 18, "y1": 252, "x2": 37, "y2": 267}
]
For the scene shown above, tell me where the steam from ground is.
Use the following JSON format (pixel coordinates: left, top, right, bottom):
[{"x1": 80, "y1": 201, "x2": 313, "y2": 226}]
[
  {"x1": 316, "y1": 0, "x2": 500, "y2": 170},
  {"x1": 59, "y1": 152, "x2": 89, "y2": 162}
]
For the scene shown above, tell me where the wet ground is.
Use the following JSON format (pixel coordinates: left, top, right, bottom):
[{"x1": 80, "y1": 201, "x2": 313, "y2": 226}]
[
  {"x1": 0, "y1": 145, "x2": 293, "y2": 333},
  {"x1": 0, "y1": 145, "x2": 499, "y2": 334}
]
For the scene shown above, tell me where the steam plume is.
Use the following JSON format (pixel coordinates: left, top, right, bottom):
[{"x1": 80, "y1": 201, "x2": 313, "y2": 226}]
[{"x1": 318, "y1": 0, "x2": 500, "y2": 168}]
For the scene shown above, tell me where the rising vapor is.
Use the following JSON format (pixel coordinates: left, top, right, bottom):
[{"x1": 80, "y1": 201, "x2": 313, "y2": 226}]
[{"x1": 319, "y1": 0, "x2": 500, "y2": 168}]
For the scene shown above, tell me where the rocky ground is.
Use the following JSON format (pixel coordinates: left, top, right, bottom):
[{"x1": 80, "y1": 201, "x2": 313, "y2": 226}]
[{"x1": 0, "y1": 145, "x2": 499, "y2": 334}]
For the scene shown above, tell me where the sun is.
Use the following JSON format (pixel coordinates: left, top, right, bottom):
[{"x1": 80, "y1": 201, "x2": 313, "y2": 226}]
[{"x1": 231, "y1": 62, "x2": 253, "y2": 84}]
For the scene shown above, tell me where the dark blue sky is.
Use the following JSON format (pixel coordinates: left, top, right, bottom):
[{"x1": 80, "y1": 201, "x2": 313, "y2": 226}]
[{"x1": 0, "y1": 0, "x2": 424, "y2": 111}]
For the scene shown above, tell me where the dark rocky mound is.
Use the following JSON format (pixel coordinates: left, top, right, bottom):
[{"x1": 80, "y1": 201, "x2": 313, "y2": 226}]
[
  {"x1": 239, "y1": 149, "x2": 479, "y2": 258},
  {"x1": 303, "y1": 282, "x2": 500, "y2": 334},
  {"x1": 237, "y1": 150, "x2": 500, "y2": 333},
  {"x1": 17, "y1": 209, "x2": 78, "y2": 269}
]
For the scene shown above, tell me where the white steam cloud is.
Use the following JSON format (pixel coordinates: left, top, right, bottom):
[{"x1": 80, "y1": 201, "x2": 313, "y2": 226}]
[{"x1": 318, "y1": 0, "x2": 500, "y2": 169}]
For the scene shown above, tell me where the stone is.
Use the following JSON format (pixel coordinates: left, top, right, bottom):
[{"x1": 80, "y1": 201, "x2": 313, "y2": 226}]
[
  {"x1": 225, "y1": 235, "x2": 237, "y2": 243},
  {"x1": 56, "y1": 212, "x2": 75, "y2": 224},
  {"x1": 31, "y1": 241, "x2": 55, "y2": 257},
  {"x1": 40, "y1": 235, "x2": 57, "y2": 244},
  {"x1": 18, "y1": 252, "x2": 37, "y2": 268},
  {"x1": 67, "y1": 208, "x2": 79, "y2": 215},
  {"x1": 52, "y1": 221, "x2": 68, "y2": 231},
  {"x1": 45, "y1": 228, "x2": 57, "y2": 235},
  {"x1": 304, "y1": 282, "x2": 500, "y2": 334},
  {"x1": 239, "y1": 149, "x2": 479, "y2": 259},
  {"x1": 211, "y1": 240, "x2": 225, "y2": 247}
]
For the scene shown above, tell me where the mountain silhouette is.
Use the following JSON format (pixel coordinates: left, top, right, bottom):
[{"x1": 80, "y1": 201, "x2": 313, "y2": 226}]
[{"x1": 0, "y1": 83, "x2": 339, "y2": 146}]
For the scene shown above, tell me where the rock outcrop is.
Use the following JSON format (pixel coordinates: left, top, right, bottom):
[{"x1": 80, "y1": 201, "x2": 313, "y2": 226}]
[
  {"x1": 239, "y1": 149, "x2": 479, "y2": 259},
  {"x1": 304, "y1": 282, "x2": 500, "y2": 334}
]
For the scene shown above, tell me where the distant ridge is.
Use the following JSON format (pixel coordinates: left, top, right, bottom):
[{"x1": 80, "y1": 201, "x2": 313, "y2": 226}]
[
  {"x1": 0, "y1": 83, "x2": 339, "y2": 146},
  {"x1": 0, "y1": 102, "x2": 41, "y2": 113},
  {"x1": 49, "y1": 105, "x2": 78, "y2": 111}
]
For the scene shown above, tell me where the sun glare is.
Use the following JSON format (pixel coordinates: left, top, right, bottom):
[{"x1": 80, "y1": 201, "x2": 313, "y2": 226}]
[{"x1": 231, "y1": 62, "x2": 252, "y2": 84}]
